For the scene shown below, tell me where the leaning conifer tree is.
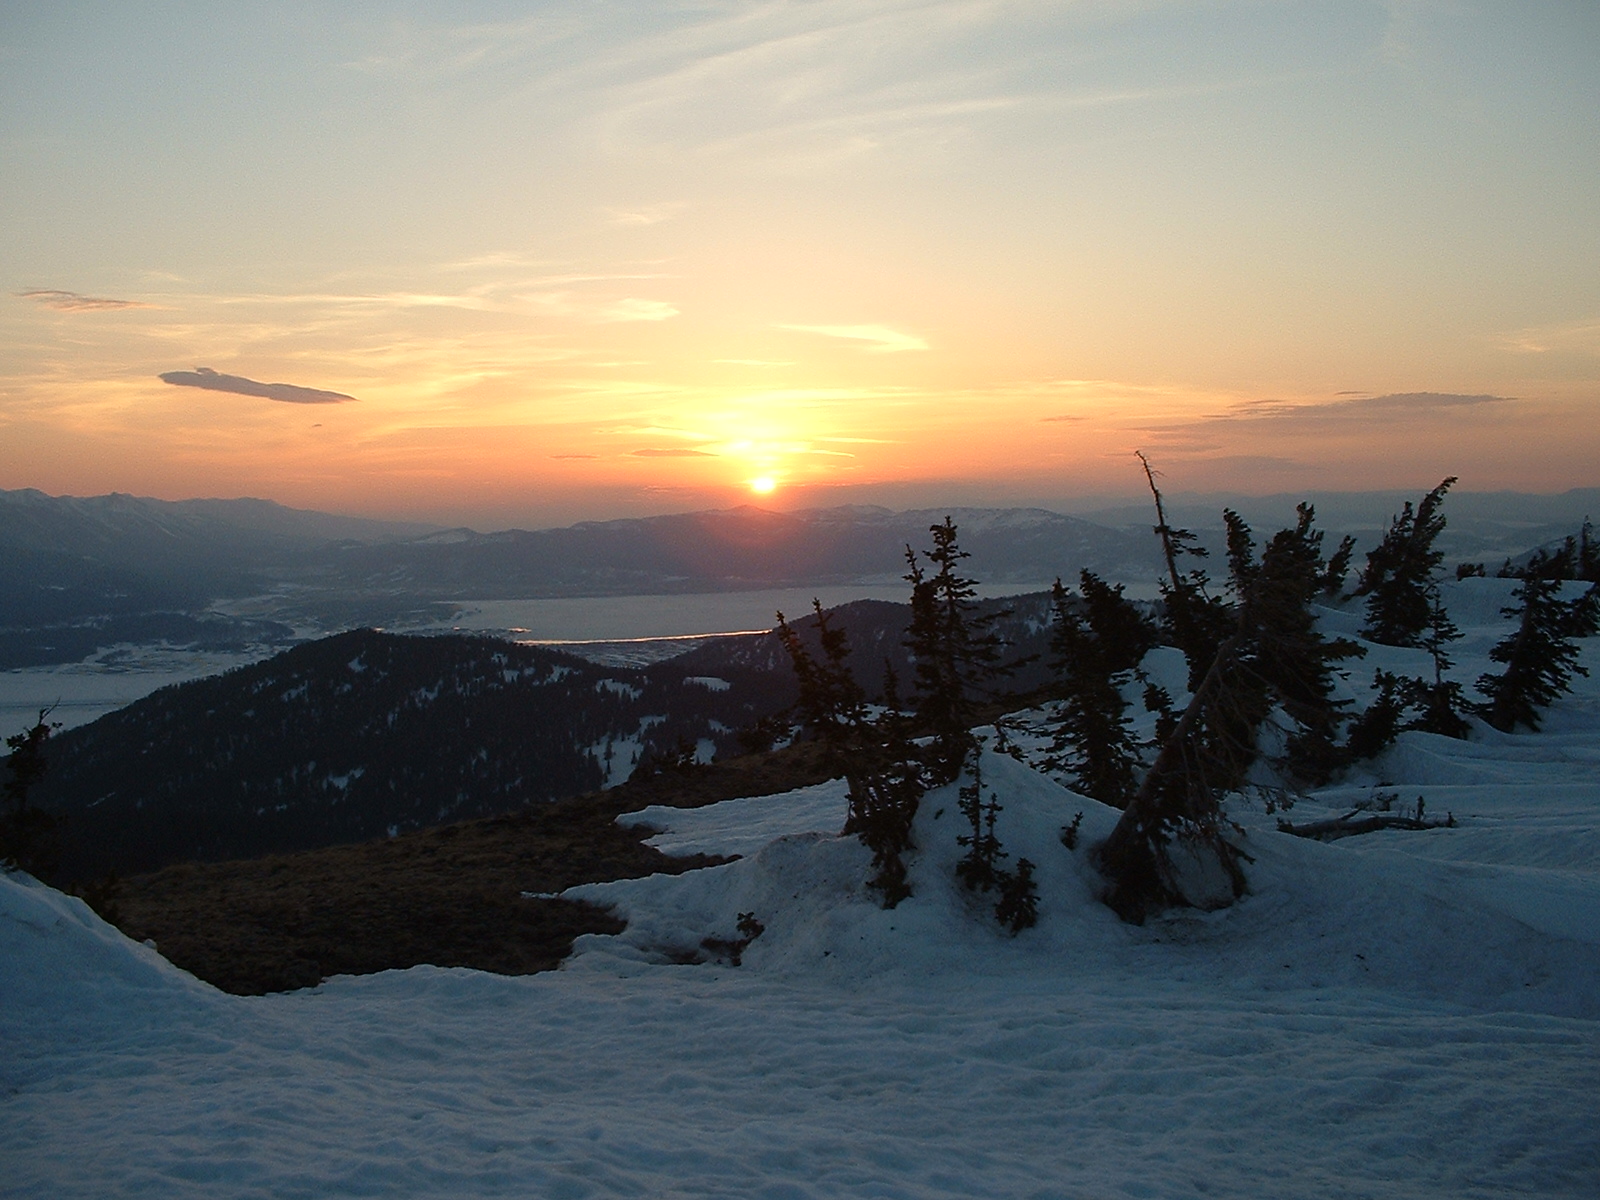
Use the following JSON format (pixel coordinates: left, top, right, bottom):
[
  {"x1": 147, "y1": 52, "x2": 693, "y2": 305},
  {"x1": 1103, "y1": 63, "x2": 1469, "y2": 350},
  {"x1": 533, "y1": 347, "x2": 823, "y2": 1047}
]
[
  {"x1": 1357, "y1": 477, "x2": 1456, "y2": 646},
  {"x1": 1095, "y1": 500, "x2": 1361, "y2": 922},
  {"x1": 1137, "y1": 452, "x2": 1233, "y2": 690}
]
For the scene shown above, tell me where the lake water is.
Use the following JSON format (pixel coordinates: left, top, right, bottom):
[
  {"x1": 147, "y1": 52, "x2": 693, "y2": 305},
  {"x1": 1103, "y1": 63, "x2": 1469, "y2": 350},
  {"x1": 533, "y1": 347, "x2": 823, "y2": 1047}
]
[
  {"x1": 2, "y1": 583, "x2": 1061, "y2": 731},
  {"x1": 428, "y1": 583, "x2": 1056, "y2": 642}
]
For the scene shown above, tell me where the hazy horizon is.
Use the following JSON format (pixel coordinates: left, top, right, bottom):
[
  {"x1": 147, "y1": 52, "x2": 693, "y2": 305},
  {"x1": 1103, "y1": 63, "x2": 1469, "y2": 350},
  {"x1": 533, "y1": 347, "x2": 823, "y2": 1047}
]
[{"x1": 9, "y1": 475, "x2": 1600, "y2": 539}]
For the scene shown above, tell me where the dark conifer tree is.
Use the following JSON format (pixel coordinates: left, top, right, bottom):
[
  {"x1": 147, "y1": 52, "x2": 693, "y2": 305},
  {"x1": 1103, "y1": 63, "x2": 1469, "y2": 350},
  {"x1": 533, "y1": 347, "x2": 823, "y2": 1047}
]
[
  {"x1": 1321, "y1": 534, "x2": 1357, "y2": 596},
  {"x1": 904, "y1": 518, "x2": 1009, "y2": 785},
  {"x1": 2, "y1": 709, "x2": 61, "y2": 877},
  {"x1": 1402, "y1": 586, "x2": 1471, "y2": 738},
  {"x1": 1357, "y1": 477, "x2": 1456, "y2": 646},
  {"x1": 954, "y1": 748, "x2": 1038, "y2": 934},
  {"x1": 1477, "y1": 578, "x2": 1595, "y2": 732},
  {"x1": 776, "y1": 601, "x2": 868, "y2": 751},
  {"x1": 1345, "y1": 670, "x2": 1407, "y2": 761},
  {"x1": 777, "y1": 604, "x2": 922, "y2": 905},
  {"x1": 1252, "y1": 506, "x2": 1367, "y2": 782},
  {"x1": 1096, "y1": 501, "x2": 1361, "y2": 922},
  {"x1": 955, "y1": 750, "x2": 1006, "y2": 892},
  {"x1": 1580, "y1": 519, "x2": 1600, "y2": 583},
  {"x1": 1047, "y1": 571, "x2": 1153, "y2": 808},
  {"x1": 1137, "y1": 452, "x2": 1233, "y2": 690}
]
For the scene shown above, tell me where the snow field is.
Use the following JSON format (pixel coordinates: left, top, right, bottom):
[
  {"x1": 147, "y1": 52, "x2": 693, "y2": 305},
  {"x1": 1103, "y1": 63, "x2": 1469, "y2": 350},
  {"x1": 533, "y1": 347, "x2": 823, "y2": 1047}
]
[
  {"x1": 6, "y1": 823, "x2": 1598, "y2": 1198},
  {"x1": 5, "y1": 575, "x2": 1600, "y2": 1197}
]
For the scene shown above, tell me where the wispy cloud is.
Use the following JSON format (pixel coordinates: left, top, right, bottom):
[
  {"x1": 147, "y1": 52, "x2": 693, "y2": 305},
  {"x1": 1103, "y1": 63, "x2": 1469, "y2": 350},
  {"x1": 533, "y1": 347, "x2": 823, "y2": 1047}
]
[
  {"x1": 779, "y1": 323, "x2": 928, "y2": 353},
  {"x1": 1498, "y1": 317, "x2": 1600, "y2": 357},
  {"x1": 562, "y1": 0, "x2": 1325, "y2": 177},
  {"x1": 632, "y1": 446, "x2": 716, "y2": 457},
  {"x1": 602, "y1": 202, "x2": 686, "y2": 226},
  {"x1": 159, "y1": 367, "x2": 357, "y2": 405},
  {"x1": 342, "y1": 13, "x2": 582, "y2": 79},
  {"x1": 19, "y1": 288, "x2": 154, "y2": 312},
  {"x1": 1218, "y1": 392, "x2": 1511, "y2": 423}
]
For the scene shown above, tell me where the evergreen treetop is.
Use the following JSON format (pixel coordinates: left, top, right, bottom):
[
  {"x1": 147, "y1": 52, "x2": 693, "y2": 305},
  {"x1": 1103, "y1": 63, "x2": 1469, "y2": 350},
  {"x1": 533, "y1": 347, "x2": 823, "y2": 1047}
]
[
  {"x1": 1097, "y1": 498, "x2": 1363, "y2": 922},
  {"x1": 904, "y1": 518, "x2": 1010, "y2": 784},
  {"x1": 1476, "y1": 577, "x2": 1596, "y2": 732},
  {"x1": 1358, "y1": 477, "x2": 1456, "y2": 646},
  {"x1": 1047, "y1": 571, "x2": 1152, "y2": 808},
  {"x1": 1137, "y1": 451, "x2": 1232, "y2": 690},
  {"x1": 775, "y1": 603, "x2": 922, "y2": 906}
]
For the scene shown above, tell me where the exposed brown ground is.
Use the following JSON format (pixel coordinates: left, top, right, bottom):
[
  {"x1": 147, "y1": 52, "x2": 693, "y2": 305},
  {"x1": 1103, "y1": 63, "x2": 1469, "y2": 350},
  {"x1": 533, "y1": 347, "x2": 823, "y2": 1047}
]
[{"x1": 110, "y1": 743, "x2": 836, "y2": 995}]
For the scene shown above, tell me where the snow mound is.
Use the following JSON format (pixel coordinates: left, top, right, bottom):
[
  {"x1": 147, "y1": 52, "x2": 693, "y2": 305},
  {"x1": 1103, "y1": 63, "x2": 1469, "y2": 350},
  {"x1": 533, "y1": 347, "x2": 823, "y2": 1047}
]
[
  {"x1": 620, "y1": 780, "x2": 851, "y2": 857},
  {"x1": 0, "y1": 871, "x2": 221, "y2": 1094},
  {"x1": 0, "y1": 872, "x2": 214, "y2": 1014},
  {"x1": 574, "y1": 748, "x2": 1600, "y2": 1018},
  {"x1": 571, "y1": 752, "x2": 1125, "y2": 978}
]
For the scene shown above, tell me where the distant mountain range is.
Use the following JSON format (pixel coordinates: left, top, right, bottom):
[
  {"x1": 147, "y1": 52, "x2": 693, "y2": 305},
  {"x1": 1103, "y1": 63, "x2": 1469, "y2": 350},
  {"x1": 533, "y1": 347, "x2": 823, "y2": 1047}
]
[
  {"x1": 283, "y1": 504, "x2": 1158, "y2": 598},
  {"x1": 0, "y1": 489, "x2": 1152, "y2": 667},
  {"x1": 5, "y1": 484, "x2": 1595, "y2": 668}
]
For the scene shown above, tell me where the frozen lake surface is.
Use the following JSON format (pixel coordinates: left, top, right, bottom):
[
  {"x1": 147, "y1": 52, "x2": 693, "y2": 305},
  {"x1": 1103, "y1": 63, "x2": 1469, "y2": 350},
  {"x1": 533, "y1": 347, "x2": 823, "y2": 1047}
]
[
  {"x1": 0, "y1": 646, "x2": 280, "y2": 733},
  {"x1": 1, "y1": 584, "x2": 1057, "y2": 732},
  {"x1": 431, "y1": 582, "x2": 1055, "y2": 641}
]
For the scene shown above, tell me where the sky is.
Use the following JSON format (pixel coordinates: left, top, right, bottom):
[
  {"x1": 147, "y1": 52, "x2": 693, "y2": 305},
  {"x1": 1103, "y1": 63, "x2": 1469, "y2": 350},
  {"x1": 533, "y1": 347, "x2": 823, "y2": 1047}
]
[{"x1": 2, "y1": 0, "x2": 1598, "y2": 530}]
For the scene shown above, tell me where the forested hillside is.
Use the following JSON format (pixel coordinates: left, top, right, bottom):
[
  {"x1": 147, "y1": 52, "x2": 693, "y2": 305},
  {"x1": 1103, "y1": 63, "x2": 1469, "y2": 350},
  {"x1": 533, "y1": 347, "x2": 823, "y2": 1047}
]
[
  {"x1": 32, "y1": 631, "x2": 769, "y2": 879},
  {"x1": 29, "y1": 590, "x2": 1067, "y2": 881}
]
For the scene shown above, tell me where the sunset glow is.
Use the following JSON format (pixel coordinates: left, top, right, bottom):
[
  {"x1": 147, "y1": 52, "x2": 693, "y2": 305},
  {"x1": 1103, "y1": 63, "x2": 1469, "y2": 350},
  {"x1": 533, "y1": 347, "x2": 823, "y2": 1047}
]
[{"x1": 2, "y1": 3, "x2": 1597, "y2": 527}]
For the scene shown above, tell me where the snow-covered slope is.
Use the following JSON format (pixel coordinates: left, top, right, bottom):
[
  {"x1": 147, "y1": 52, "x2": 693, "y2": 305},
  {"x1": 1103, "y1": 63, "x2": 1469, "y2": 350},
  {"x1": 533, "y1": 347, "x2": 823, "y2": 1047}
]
[{"x1": 5, "y1": 579, "x2": 1599, "y2": 1198}]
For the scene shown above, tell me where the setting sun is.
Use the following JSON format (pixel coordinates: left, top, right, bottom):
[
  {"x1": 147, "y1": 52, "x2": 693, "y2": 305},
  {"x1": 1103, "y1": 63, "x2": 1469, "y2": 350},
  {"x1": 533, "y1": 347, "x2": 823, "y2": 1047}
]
[{"x1": 749, "y1": 475, "x2": 777, "y2": 496}]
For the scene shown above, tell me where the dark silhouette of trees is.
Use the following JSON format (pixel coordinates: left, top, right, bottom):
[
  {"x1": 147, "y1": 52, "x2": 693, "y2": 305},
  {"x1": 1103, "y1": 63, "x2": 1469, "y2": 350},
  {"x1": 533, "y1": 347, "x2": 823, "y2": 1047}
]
[
  {"x1": 1496, "y1": 519, "x2": 1600, "y2": 584},
  {"x1": 1047, "y1": 571, "x2": 1154, "y2": 808},
  {"x1": 2, "y1": 708, "x2": 61, "y2": 877},
  {"x1": 1137, "y1": 452, "x2": 1232, "y2": 690},
  {"x1": 1476, "y1": 578, "x2": 1599, "y2": 732},
  {"x1": 954, "y1": 749, "x2": 1038, "y2": 934},
  {"x1": 1357, "y1": 478, "x2": 1456, "y2": 646},
  {"x1": 1404, "y1": 587, "x2": 1472, "y2": 738},
  {"x1": 903, "y1": 518, "x2": 1010, "y2": 785},
  {"x1": 776, "y1": 603, "x2": 922, "y2": 905},
  {"x1": 1095, "y1": 492, "x2": 1362, "y2": 923}
]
